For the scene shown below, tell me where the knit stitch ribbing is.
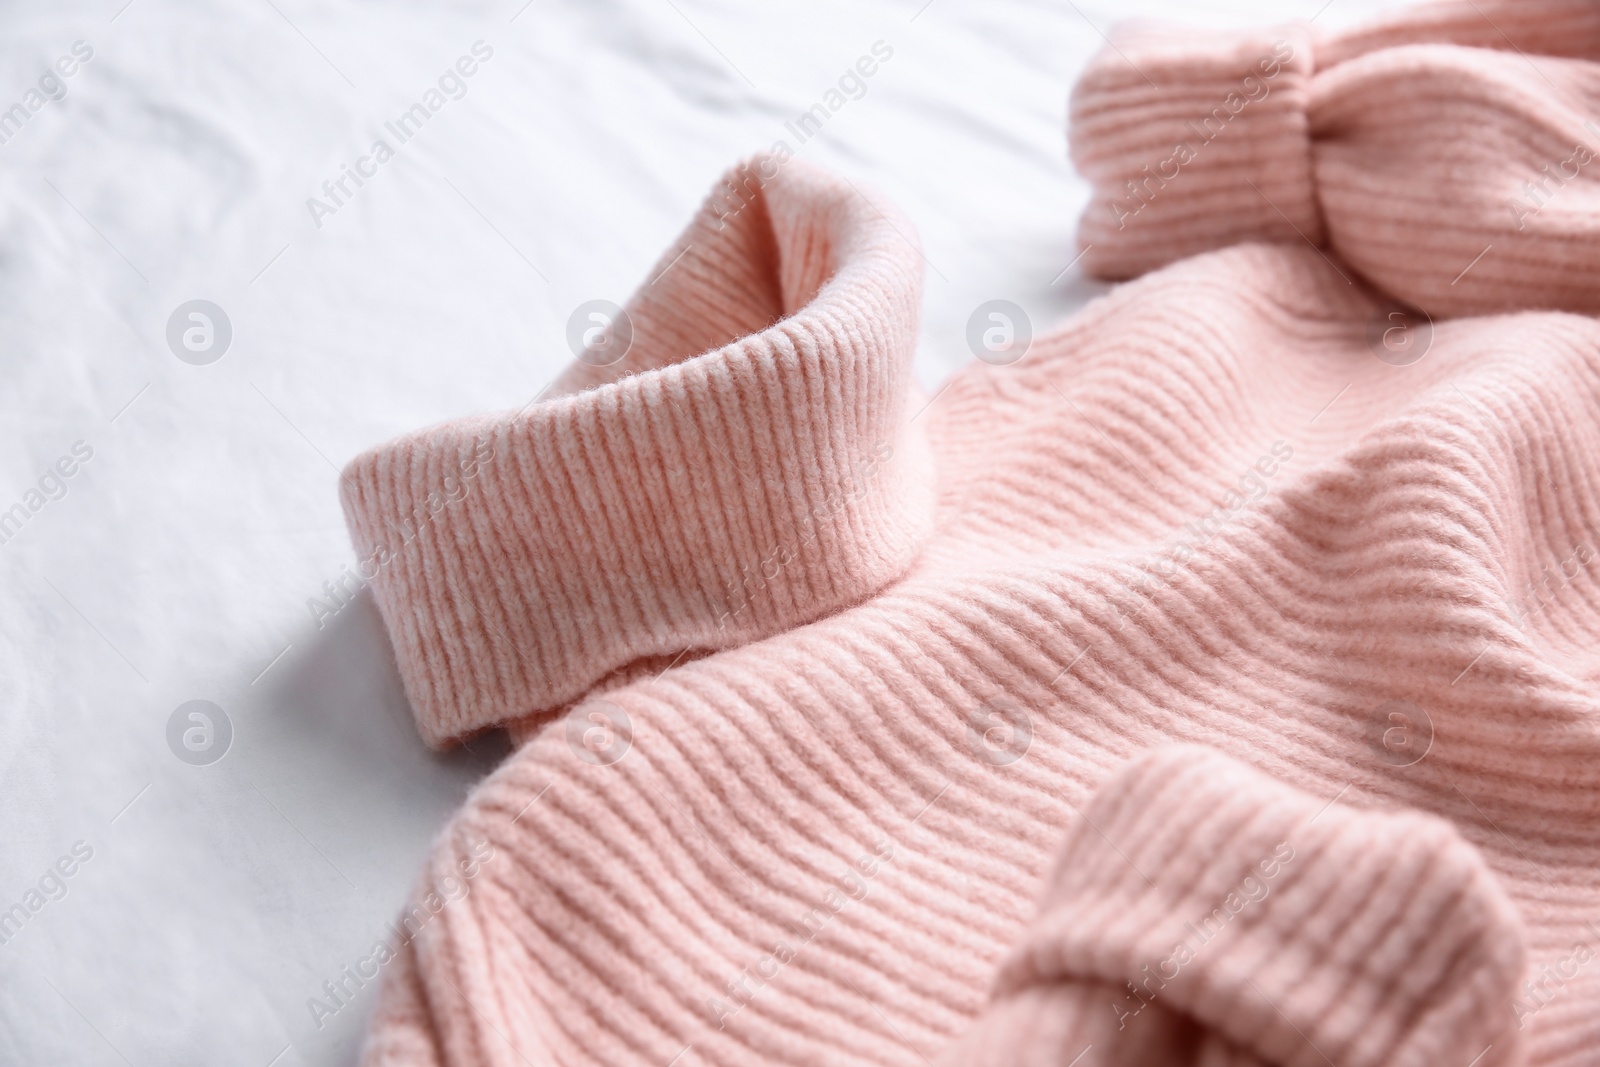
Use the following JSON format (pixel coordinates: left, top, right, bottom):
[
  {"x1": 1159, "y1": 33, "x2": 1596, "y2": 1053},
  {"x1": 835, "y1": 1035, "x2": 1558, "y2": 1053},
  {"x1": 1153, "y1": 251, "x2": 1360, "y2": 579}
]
[
  {"x1": 340, "y1": 159, "x2": 934, "y2": 746},
  {"x1": 947, "y1": 746, "x2": 1526, "y2": 1066},
  {"x1": 1070, "y1": 0, "x2": 1600, "y2": 315},
  {"x1": 347, "y1": 4, "x2": 1600, "y2": 1065},
  {"x1": 356, "y1": 226, "x2": 1600, "y2": 1067}
]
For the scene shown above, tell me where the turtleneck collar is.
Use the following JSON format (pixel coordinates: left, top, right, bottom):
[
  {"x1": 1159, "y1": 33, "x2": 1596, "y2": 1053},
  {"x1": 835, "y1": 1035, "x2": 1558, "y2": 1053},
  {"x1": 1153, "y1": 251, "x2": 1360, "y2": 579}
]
[{"x1": 339, "y1": 158, "x2": 934, "y2": 748}]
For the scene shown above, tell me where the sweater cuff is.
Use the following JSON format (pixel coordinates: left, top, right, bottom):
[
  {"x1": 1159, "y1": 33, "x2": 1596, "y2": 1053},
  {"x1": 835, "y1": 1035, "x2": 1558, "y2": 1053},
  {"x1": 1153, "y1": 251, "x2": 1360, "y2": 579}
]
[
  {"x1": 340, "y1": 158, "x2": 934, "y2": 748},
  {"x1": 944, "y1": 746, "x2": 1526, "y2": 1067},
  {"x1": 1069, "y1": 24, "x2": 1320, "y2": 281}
]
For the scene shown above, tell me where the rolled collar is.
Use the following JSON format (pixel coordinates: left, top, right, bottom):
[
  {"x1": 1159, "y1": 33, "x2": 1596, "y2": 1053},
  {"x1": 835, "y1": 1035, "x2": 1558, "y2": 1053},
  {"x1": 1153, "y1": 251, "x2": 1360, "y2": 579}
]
[
  {"x1": 340, "y1": 158, "x2": 934, "y2": 748},
  {"x1": 1070, "y1": 2, "x2": 1600, "y2": 316}
]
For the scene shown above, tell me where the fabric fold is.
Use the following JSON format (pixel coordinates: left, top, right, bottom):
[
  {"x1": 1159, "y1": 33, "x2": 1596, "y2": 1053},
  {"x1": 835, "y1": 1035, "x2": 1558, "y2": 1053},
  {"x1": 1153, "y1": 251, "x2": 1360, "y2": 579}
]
[
  {"x1": 347, "y1": 4, "x2": 1600, "y2": 1065},
  {"x1": 1069, "y1": 24, "x2": 1320, "y2": 281},
  {"x1": 350, "y1": 234, "x2": 1600, "y2": 1067},
  {"x1": 1069, "y1": 0, "x2": 1600, "y2": 316},
  {"x1": 339, "y1": 157, "x2": 935, "y2": 747},
  {"x1": 941, "y1": 746, "x2": 1528, "y2": 1067}
]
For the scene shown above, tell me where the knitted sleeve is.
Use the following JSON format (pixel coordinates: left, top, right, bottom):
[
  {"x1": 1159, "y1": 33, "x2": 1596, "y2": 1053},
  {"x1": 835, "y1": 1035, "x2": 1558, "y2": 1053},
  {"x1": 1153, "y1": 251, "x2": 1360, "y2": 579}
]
[
  {"x1": 941, "y1": 746, "x2": 1527, "y2": 1067},
  {"x1": 1068, "y1": 0, "x2": 1600, "y2": 316}
]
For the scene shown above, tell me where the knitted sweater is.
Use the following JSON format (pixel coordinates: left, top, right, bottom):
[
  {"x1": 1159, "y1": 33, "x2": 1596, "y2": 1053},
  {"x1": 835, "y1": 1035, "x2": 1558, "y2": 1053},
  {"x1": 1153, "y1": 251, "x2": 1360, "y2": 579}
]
[{"x1": 339, "y1": 2, "x2": 1600, "y2": 1064}]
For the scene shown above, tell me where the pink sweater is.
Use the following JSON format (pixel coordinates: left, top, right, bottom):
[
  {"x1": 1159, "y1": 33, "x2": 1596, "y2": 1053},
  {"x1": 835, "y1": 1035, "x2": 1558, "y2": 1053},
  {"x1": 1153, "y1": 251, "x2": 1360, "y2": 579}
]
[{"x1": 339, "y1": 2, "x2": 1600, "y2": 1063}]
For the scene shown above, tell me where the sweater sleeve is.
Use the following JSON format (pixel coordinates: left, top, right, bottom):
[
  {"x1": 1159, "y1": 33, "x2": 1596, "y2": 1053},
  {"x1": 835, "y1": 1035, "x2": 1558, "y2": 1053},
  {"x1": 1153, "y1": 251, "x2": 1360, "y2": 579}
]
[
  {"x1": 1068, "y1": 0, "x2": 1600, "y2": 317},
  {"x1": 938, "y1": 745, "x2": 1527, "y2": 1067}
]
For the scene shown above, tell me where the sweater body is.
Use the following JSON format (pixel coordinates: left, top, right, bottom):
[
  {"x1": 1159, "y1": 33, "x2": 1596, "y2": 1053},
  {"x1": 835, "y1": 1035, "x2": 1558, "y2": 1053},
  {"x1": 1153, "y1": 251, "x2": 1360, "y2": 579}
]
[{"x1": 343, "y1": 4, "x2": 1600, "y2": 1063}]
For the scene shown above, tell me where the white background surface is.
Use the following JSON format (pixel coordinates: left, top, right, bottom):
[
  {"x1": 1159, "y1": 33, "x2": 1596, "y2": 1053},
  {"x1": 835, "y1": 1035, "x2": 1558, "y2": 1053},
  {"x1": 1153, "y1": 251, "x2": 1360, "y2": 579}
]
[{"x1": 0, "y1": 1, "x2": 1405, "y2": 1063}]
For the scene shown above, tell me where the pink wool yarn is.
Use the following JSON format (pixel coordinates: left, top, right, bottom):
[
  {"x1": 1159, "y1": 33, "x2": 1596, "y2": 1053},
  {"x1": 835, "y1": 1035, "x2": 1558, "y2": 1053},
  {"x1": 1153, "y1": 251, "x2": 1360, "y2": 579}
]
[
  {"x1": 340, "y1": 155, "x2": 933, "y2": 749},
  {"x1": 340, "y1": 3, "x2": 1600, "y2": 1064},
  {"x1": 1070, "y1": 0, "x2": 1600, "y2": 315}
]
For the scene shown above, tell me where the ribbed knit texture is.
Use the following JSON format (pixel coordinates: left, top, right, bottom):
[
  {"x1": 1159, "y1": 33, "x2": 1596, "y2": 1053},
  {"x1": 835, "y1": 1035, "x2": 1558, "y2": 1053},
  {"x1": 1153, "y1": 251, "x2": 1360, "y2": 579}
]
[
  {"x1": 942, "y1": 747, "x2": 1526, "y2": 1067},
  {"x1": 340, "y1": 158, "x2": 933, "y2": 746},
  {"x1": 1070, "y1": 0, "x2": 1600, "y2": 315},
  {"x1": 347, "y1": 6, "x2": 1600, "y2": 1065},
  {"x1": 1070, "y1": 23, "x2": 1321, "y2": 277}
]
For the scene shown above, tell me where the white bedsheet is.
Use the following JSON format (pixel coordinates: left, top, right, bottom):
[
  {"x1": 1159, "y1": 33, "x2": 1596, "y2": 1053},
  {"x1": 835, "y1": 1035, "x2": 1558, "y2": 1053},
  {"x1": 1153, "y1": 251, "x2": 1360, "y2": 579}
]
[{"x1": 0, "y1": 1, "x2": 1405, "y2": 1062}]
